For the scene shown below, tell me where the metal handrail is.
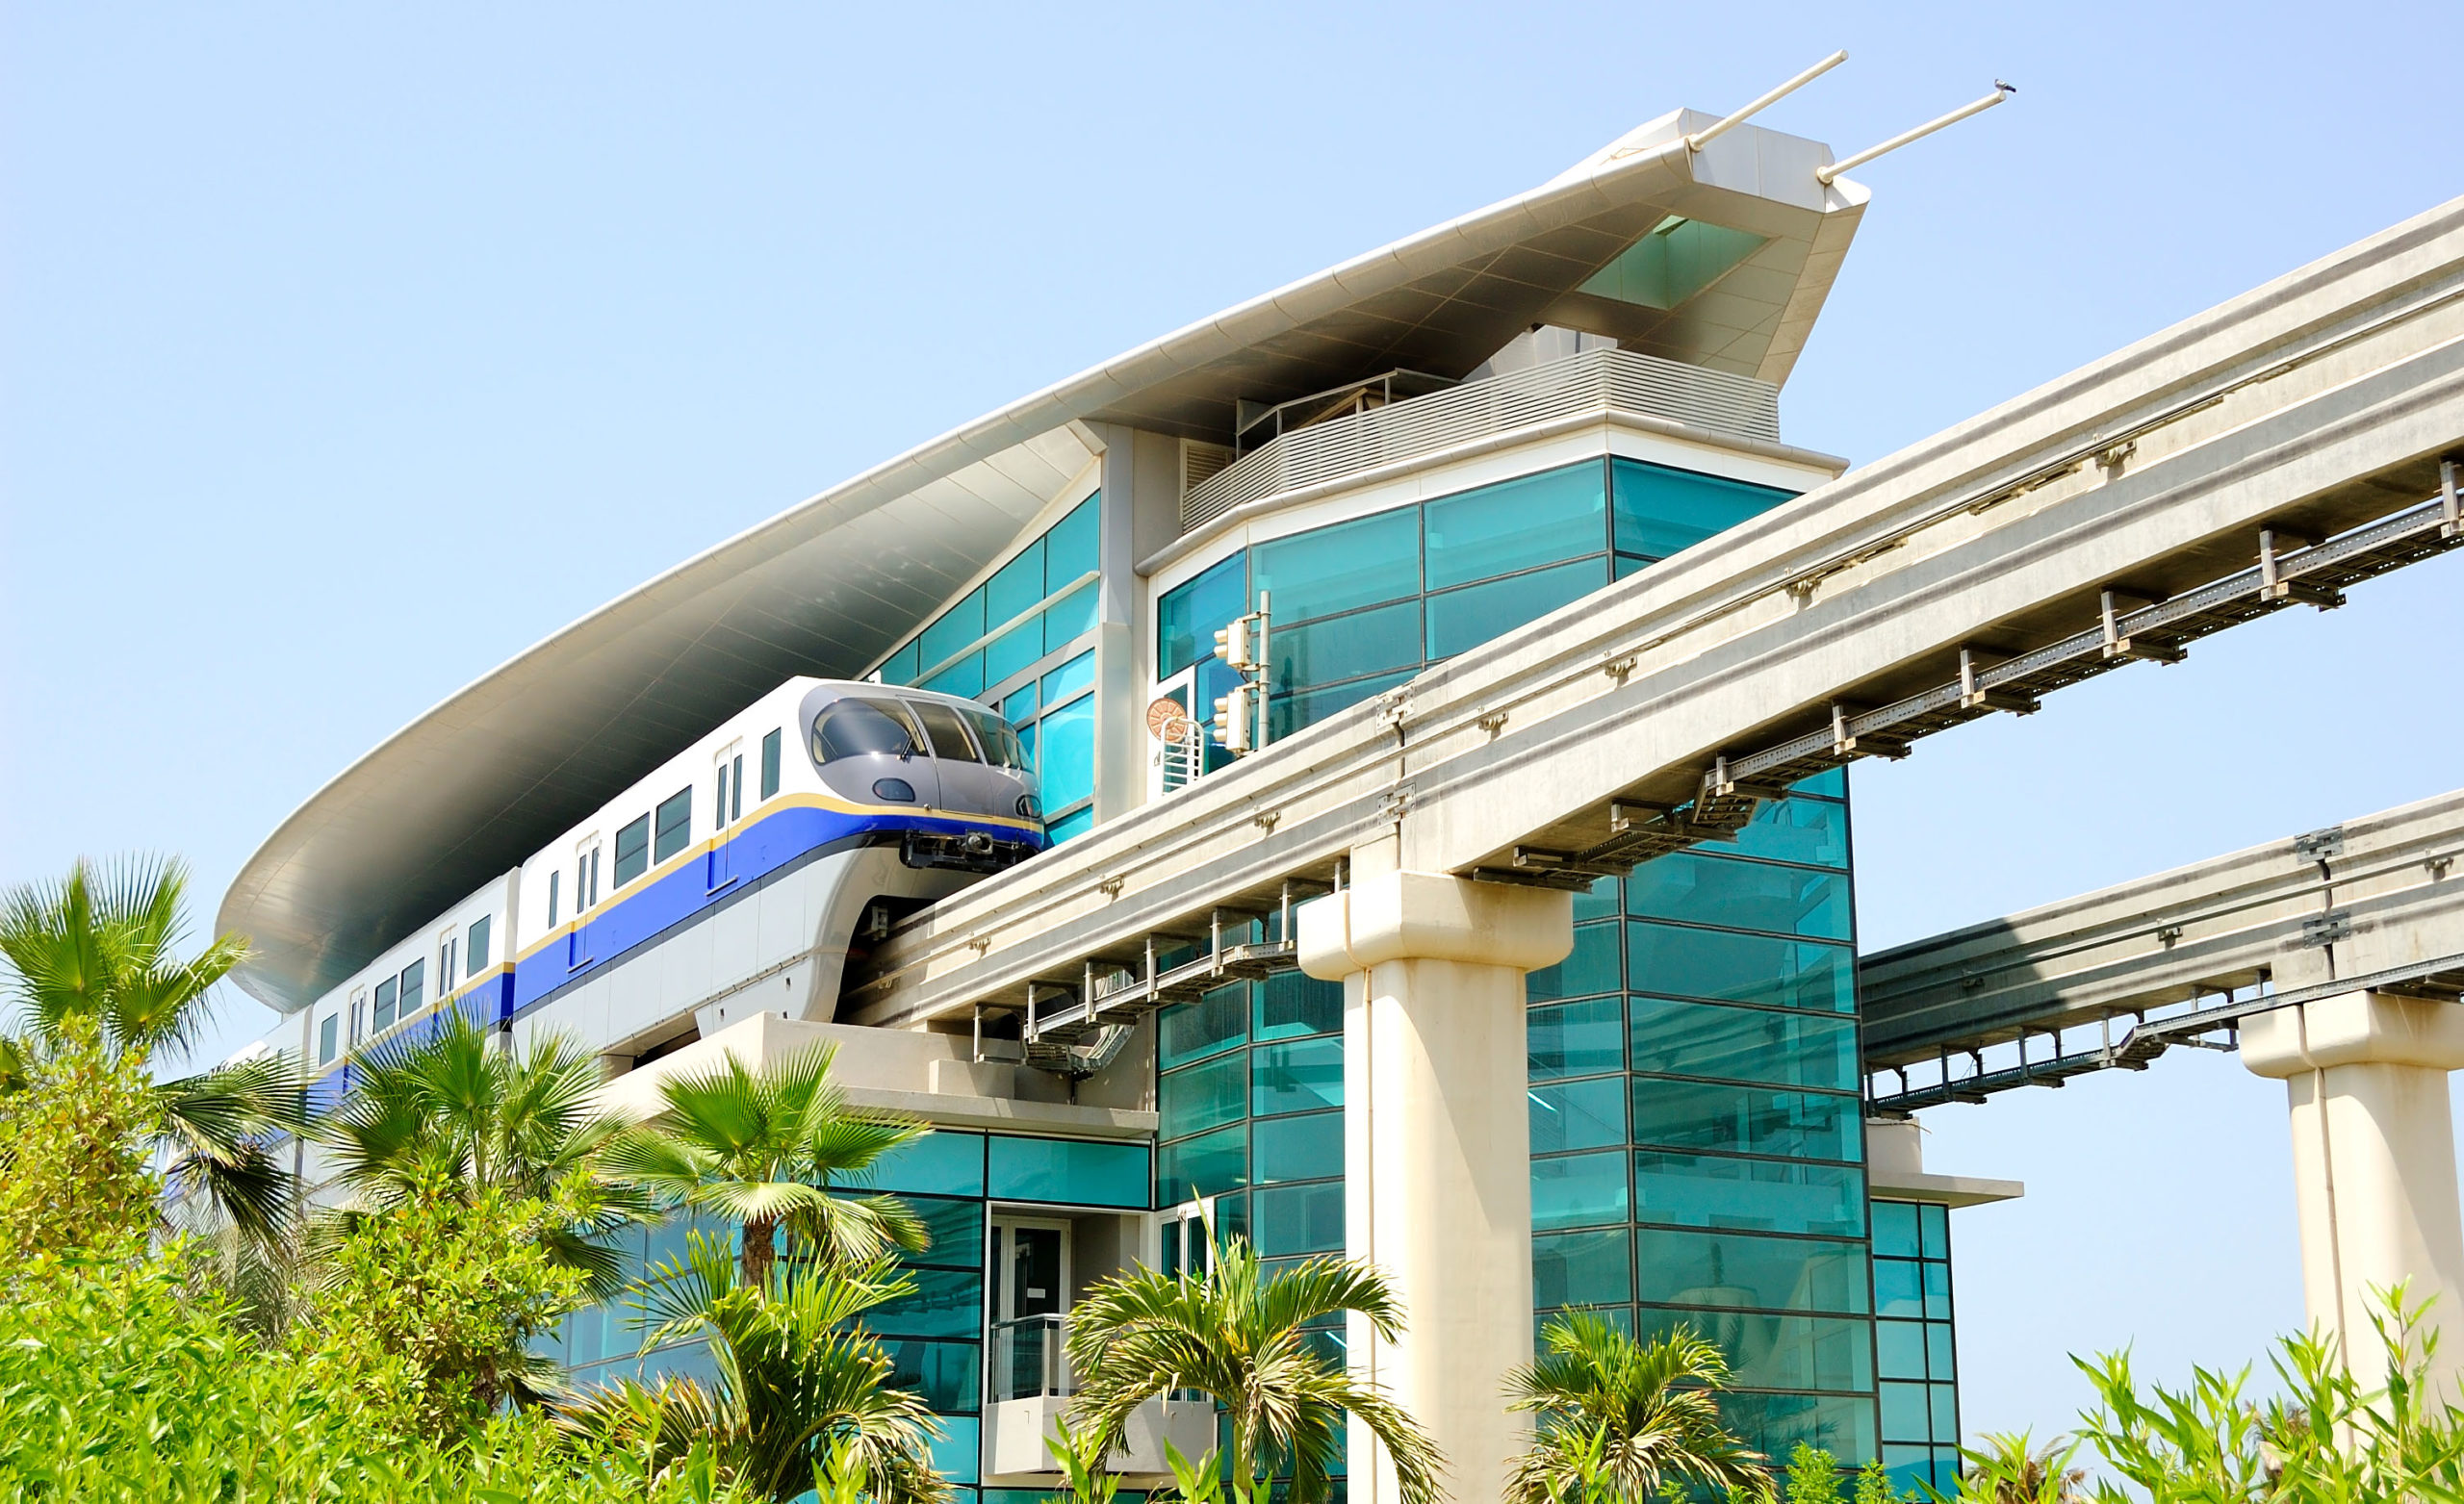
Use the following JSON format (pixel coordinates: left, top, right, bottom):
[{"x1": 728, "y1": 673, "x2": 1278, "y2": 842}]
[
  {"x1": 1181, "y1": 346, "x2": 1784, "y2": 530},
  {"x1": 990, "y1": 1313, "x2": 1072, "y2": 1401}
]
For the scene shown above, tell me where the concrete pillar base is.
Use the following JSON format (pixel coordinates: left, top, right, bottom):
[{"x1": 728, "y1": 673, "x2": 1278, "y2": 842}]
[
  {"x1": 1298, "y1": 870, "x2": 1572, "y2": 1504},
  {"x1": 2242, "y1": 990, "x2": 2464, "y2": 1388}
]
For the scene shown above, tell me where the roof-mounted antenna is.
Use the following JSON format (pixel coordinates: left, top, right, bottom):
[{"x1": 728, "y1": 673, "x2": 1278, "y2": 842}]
[
  {"x1": 1816, "y1": 80, "x2": 2016, "y2": 185},
  {"x1": 1686, "y1": 50, "x2": 1850, "y2": 153}
]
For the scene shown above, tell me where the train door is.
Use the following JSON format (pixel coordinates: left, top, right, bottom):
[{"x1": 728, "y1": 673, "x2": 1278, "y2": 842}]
[
  {"x1": 568, "y1": 833, "x2": 603, "y2": 971},
  {"x1": 707, "y1": 739, "x2": 745, "y2": 893}
]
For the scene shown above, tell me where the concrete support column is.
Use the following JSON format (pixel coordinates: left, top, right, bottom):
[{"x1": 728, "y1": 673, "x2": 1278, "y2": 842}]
[
  {"x1": 1297, "y1": 866, "x2": 1573, "y2": 1504},
  {"x1": 2242, "y1": 990, "x2": 2464, "y2": 1386}
]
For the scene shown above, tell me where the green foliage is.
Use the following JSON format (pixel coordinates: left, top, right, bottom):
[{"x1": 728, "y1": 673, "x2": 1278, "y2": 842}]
[
  {"x1": 0, "y1": 1021, "x2": 160, "y2": 1259},
  {"x1": 1854, "y1": 1457, "x2": 1899, "y2": 1504},
  {"x1": 0, "y1": 1239, "x2": 753, "y2": 1502},
  {"x1": 303, "y1": 1173, "x2": 593, "y2": 1438},
  {"x1": 1044, "y1": 1413, "x2": 1124, "y2": 1504},
  {"x1": 602, "y1": 1039, "x2": 929, "y2": 1284},
  {"x1": 1065, "y1": 1233, "x2": 1446, "y2": 1504},
  {"x1": 1505, "y1": 1313, "x2": 1774, "y2": 1504},
  {"x1": 562, "y1": 1231, "x2": 948, "y2": 1504},
  {"x1": 1787, "y1": 1442, "x2": 1844, "y2": 1504}
]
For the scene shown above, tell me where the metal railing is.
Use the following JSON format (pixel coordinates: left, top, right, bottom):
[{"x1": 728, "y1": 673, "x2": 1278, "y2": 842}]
[
  {"x1": 1179, "y1": 347, "x2": 1784, "y2": 530},
  {"x1": 991, "y1": 1313, "x2": 1072, "y2": 1401}
]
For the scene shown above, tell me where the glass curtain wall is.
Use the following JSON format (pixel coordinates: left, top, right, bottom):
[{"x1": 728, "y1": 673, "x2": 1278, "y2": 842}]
[
  {"x1": 873, "y1": 495, "x2": 1104, "y2": 841},
  {"x1": 1527, "y1": 772, "x2": 1875, "y2": 1464},
  {"x1": 1156, "y1": 458, "x2": 1795, "y2": 746},
  {"x1": 1872, "y1": 1200, "x2": 1961, "y2": 1492}
]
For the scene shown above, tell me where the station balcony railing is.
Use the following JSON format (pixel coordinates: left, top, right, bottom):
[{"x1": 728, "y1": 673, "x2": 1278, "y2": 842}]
[
  {"x1": 991, "y1": 1313, "x2": 1073, "y2": 1402},
  {"x1": 1179, "y1": 346, "x2": 1784, "y2": 531}
]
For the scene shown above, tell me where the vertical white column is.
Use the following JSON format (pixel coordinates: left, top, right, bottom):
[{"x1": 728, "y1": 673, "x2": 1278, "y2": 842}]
[
  {"x1": 1299, "y1": 868, "x2": 1573, "y2": 1504},
  {"x1": 2242, "y1": 990, "x2": 2464, "y2": 1388}
]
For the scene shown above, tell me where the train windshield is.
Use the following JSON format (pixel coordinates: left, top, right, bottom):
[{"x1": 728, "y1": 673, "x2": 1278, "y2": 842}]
[
  {"x1": 963, "y1": 708, "x2": 1028, "y2": 771},
  {"x1": 813, "y1": 698, "x2": 921, "y2": 761},
  {"x1": 908, "y1": 701, "x2": 984, "y2": 763}
]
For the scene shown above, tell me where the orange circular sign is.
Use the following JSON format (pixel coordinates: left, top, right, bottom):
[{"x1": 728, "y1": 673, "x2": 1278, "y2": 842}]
[{"x1": 1145, "y1": 697, "x2": 1188, "y2": 737}]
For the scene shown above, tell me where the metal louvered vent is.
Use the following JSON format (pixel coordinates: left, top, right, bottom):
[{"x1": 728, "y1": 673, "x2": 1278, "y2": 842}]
[
  {"x1": 1179, "y1": 347, "x2": 1783, "y2": 533},
  {"x1": 1178, "y1": 439, "x2": 1235, "y2": 499}
]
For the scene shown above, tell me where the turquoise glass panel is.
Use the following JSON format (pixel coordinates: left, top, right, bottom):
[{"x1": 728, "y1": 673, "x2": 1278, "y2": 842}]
[
  {"x1": 1272, "y1": 600, "x2": 1422, "y2": 695},
  {"x1": 1160, "y1": 984, "x2": 1248, "y2": 1068},
  {"x1": 1159, "y1": 553, "x2": 1247, "y2": 677},
  {"x1": 1919, "y1": 1202, "x2": 1949, "y2": 1260},
  {"x1": 1630, "y1": 1079, "x2": 1861, "y2": 1161},
  {"x1": 1527, "y1": 996, "x2": 1624, "y2": 1081},
  {"x1": 1931, "y1": 1382, "x2": 1959, "y2": 1440},
  {"x1": 867, "y1": 1132, "x2": 984, "y2": 1197},
  {"x1": 1534, "y1": 1227, "x2": 1632, "y2": 1309},
  {"x1": 1156, "y1": 1124, "x2": 1246, "y2": 1205},
  {"x1": 1254, "y1": 972, "x2": 1340, "y2": 1040},
  {"x1": 879, "y1": 640, "x2": 920, "y2": 686},
  {"x1": 1045, "y1": 497, "x2": 1099, "y2": 589},
  {"x1": 1885, "y1": 1446, "x2": 1938, "y2": 1496},
  {"x1": 1531, "y1": 1150, "x2": 1630, "y2": 1231},
  {"x1": 1530, "y1": 1076, "x2": 1627, "y2": 1155},
  {"x1": 1424, "y1": 463, "x2": 1607, "y2": 589},
  {"x1": 918, "y1": 588, "x2": 986, "y2": 671},
  {"x1": 931, "y1": 1417, "x2": 980, "y2": 1485},
  {"x1": 1877, "y1": 1319, "x2": 1928, "y2": 1380},
  {"x1": 1572, "y1": 875, "x2": 1622, "y2": 923},
  {"x1": 1720, "y1": 1391, "x2": 1876, "y2": 1466},
  {"x1": 922, "y1": 651, "x2": 984, "y2": 699},
  {"x1": 1791, "y1": 767, "x2": 1847, "y2": 799},
  {"x1": 1581, "y1": 219, "x2": 1769, "y2": 311},
  {"x1": 1159, "y1": 1053, "x2": 1245, "y2": 1139},
  {"x1": 1927, "y1": 1323, "x2": 1956, "y2": 1379},
  {"x1": 1873, "y1": 1260, "x2": 1923, "y2": 1319},
  {"x1": 1044, "y1": 806, "x2": 1092, "y2": 843},
  {"x1": 1424, "y1": 557, "x2": 1607, "y2": 659},
  {"x1": 1870, "y1": 1201, "x2": 1920, "y2": 1259},
  {"x1": 987, "y1": 539, "x2": 1046, "y2": 626},
  {"x1": 1640, "y1": 1307, "x2": 1874, "y2": 1392},
  {"x1": 882, "y1": 1337, "x2": 979, "y2": 1413},
  {"x1": 1254, "y1": 1181, "x2": 1344, "y2": 1256},
  {"x1": 1726, "y1": 798, "x2": 1850, "y2": 869},
  {"x1": 1632, "y1": 1152, "x2": 1865, "y2": 1236},
  {"x1": 1252, "y1": 1112, "x2": 1342, "y2": 1186},
  {"x1": 867, "y1": 1265, "x2": 982, "y2": 1338},
  {"x1": 1253, "y1": 507, "x2": 1419, "y2": 624},
  {"x1": 1628, "y1": 997, "x2": 1859, "y2": 1090},
  {"x1": 1040, "y1": 650, "x2": 1094, "y2": 705},
  {"x1": 1627, "y1": 922, "x2": 1855, "y2": 1012},
  {"x1": 1633, "y1": 1228, "x2": 1870, "y2": 1313},
  {"x1": 1269, "y1": 670, "x2": 1415, "y2": 740},
  {"x1": 1625, "y1": 855, "x2": 1852, "y2": 941},
  {"x1": 1253, "y1": 1036, "x2": 1342, "y2": 1116},
  {"x1": 1526, "y1": 920, "x2": 1623, "y2": 1002},
  {"x1": 1038, "y1": 695, "x2": 1095, "y2": 812},
  {"x1": 1001, "y1": 682, "x2": 1039, "y2": 723},
  {"x1": 1042, "y1": 581, "x2": 1100, "y2": 652},
  {"x1": 987, "y1": 1135, "x2": 1148, "y2": 1209},
  {"x1": 902, "y1": 1196, "x2": 986, "y2": 1269},
  {"x1": 1923, "y1": 1261, "x2": 1951, "y2": 1318},
  {"x1": 982, "y1": 615, "x2": 1044, "y2": 690},
  {"x1": 1611, "y1": 458, "x2": 1793, "y2": 561},
  {"x1": 1880, "y1": 1380, "x2": 1930, "y2": 1441}
]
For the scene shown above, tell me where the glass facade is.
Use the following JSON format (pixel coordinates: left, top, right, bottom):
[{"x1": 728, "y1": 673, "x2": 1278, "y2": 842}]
[
  {"x1": 1874, "y1": 1199, "x2": 1962, "y2": 1494},
  {"x1": 875, "y1": 494, "x2": 1104, "y2": 841},
  {"x1": 1156, "y1": 457, "x2": 1797, "y2": 746}
]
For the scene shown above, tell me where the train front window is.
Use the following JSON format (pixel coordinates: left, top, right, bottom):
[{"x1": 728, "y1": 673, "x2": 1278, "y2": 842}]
[
  {"x1": 813, "y1": 698, "x2": 920, "y2": 761},
  {"x1": 909, "y1": 701, "x2": 984, "y2": 763},
  {"x1": 964, "y1": 708, "x2": 1028, "y2": 771}
]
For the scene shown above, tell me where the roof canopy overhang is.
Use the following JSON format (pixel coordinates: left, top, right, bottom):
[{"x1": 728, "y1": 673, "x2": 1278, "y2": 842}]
[{"x1": 219, "y1": 108, "x2": 1871, "y2": 1011}]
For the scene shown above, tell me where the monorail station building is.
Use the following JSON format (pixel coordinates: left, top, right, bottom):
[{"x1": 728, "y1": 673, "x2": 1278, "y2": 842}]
[{"x1": 219, "y1": 93, "x2": 2464, "y2": 1504}]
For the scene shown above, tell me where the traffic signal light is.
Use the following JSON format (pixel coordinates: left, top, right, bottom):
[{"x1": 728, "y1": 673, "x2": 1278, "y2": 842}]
[{"x1": 1212, "y1": 682, "x2": 1255, "y2": 754}]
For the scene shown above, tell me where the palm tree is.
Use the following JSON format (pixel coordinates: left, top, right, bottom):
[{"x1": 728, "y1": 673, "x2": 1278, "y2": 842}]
[
  {"x1": 561, "y1": 1232, "x2": 949, "y2": 1504},
  {"x1": 1942, "y1": 1433, "x2": 2085, "y2": 1504},
  {"x1": 601, "y1": 1040, "x2": 928, "y2": 1285},
  {"x1": 317, "y1": 1009, "x2": 645, "y2": 1296},
  {"x1": 0, "y1": 855, "x2": 305, "y2": 1249},
  {"x1": 1064, "y1": 1233, "x2": 1447, "y2": 1504},
  {"x1": 1504, "y1": 1312, "x2": 1774, "y2": 1504}
]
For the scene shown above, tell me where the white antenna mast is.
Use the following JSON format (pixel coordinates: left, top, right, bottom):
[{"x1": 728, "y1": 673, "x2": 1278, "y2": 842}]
[
  {"x1": 1685, "y1": 50, "x2": 1850, "y2": 153},
  {"x1": 1817, "y1": 81, "x2": 2016, "y2": 185}
]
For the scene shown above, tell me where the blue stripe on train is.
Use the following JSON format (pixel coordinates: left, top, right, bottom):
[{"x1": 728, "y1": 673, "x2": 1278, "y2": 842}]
[
  {"x1": 303, "y1": 978, "x2": 512, "y2": 1114},
  {"x1": 508, "y1": 801, "x2": 1033, "y2": 1016}
]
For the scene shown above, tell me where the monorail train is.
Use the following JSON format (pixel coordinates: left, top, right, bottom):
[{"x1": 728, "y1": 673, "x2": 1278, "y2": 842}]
[{"x1": 297, "y1": 678, "x2": 1043, "y2": 1107}]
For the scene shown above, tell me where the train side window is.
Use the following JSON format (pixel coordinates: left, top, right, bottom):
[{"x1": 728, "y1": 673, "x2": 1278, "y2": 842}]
[
  {"x1": 730, "y1": 753, "x2": 744, "y2": 820},
  {"x1": 468, "y1": 914, "x2": 492, "y2": 973},
  {"x1": 813, "y1": 699, "x2": 920, "y2": 761},
  {"x1": 614, "y1": 815, "x2": 651, "y2": 885},
  {"x1": 318, "y1": 1012, "x2": 339, "y2": 1065},
  {"x1": 654, "y1": 788, "x2": 692, "y2": 862},
  {"x1": 760, "y1": 728, "x2": 782, "y2": 798},
  {"x1": 372, "y1": 975, "x2": 398, "y2": 1032},
  {"x1": 398, "y1": 958, "x2": 425, "y2": 1017},
  {"x1": 437, "y1": 932, "x2": 457, "y2": 995},
  {"x1": 909, "y1": 701, "x2": 984, "y2": 762},
  {"x1": 547, "y1": 871, "x2": 560, "y2": 929},
  {"x1": 963, "y1": 708, "x2": 1028, "y2": 771}
]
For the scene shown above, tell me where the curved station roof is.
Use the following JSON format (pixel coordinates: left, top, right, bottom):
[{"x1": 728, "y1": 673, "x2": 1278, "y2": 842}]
[{"x1": 221, "y1": 107, "x2": 1873, "y2": 1011}]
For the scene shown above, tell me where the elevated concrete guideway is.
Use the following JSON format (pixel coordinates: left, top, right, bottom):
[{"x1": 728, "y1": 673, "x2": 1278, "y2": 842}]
[
  {"x1": 846, "y1": 195, "x2": 2464, "y2": 1035},
  {"x1": 1861, "y1": 788, "x2": 2464, "y2": 1111}
]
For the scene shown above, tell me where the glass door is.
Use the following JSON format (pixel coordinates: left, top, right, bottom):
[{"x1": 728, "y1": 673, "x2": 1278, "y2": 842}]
[
  {"x1": 708, "y1": 741, "x2": 744, "y2": 893},
  {"x1": 991, "y1": 1219, "x2": 1070, "y2": 1400},
  {"x1": 568, "y1": 835, "x2": 602, "y2": 970}
]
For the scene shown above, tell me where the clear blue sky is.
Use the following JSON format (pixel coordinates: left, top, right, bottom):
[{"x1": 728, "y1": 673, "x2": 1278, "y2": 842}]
[{"x1": 7, "y1": 0, "x2": 2463, "y2": 1449}]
